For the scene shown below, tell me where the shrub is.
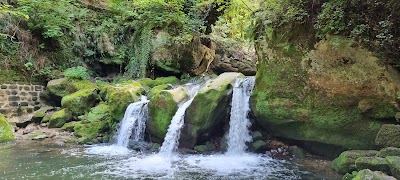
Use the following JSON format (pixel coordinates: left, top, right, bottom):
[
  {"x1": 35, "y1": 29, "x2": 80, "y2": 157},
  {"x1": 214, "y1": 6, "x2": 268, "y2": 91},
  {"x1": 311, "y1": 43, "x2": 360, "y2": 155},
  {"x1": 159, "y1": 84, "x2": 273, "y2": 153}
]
[{"x1": 63, "y1": 66, "x2": 90, "y2": 80}]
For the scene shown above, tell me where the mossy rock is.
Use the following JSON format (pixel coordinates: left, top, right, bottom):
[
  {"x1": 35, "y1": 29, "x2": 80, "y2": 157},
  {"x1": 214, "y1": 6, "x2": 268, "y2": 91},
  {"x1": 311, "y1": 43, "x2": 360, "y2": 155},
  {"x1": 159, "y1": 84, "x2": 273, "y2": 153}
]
[
  {"x1": 61, "y1": 121, "x2": 79, "y2": 132},
  {"x1": 332, "y1": 150, "x2": 378, "y2": 174},
  {"x1": 0, "y1": 115, "x2": 15, "y2": 143},
  {"x1": 355, "y1": 157, "x2": 391, "y2": 174},
  {"x1": 31, "y1": 107, "x2": 53, "y2": 123},
  {"x1": 29, "y1": 131, "x2": 48, "y2": 140},
  {"x1": 375, "y1": 124, "x2": 400, "y2": 148},
  {"x1": 48, "y1": 109, "x2": 72, "y2": 128},
  {"x1": 148, "y1": 86, "x2": 188, "y2": 142},
  {"x1": 352, "y1": 169, "x2": 396, "y2": 180},
  {"x1": 61, "y1": 88, "x2": 99, "y2": 117},
  {"x1": 386, "y1": 156, "x2": 400, "y2": 179},
  {"x1": 377, "y1": 147, "x2": 400, "y2": 158},
  {"x1": 137, "y1": 76, "x2": 179, "y2": 88},
  {"x1": 99, "y1": 81, "x2": 145, "y2": 121},
  {"x1": 84, "y1": 103, "x2": 111, "y2": 122},
  {"x1": 73, "y1": 120, "x2": 109, "y2": 144},
  {"x1": 47, "y1": 78, "x2": 96, "y2": 98},
  {"x1": 182, "y1": 72, "x2": 243, "y2": 148},
  {"x1": 251, "y1": 29, "x2": 398, "y2": 157},
  {"x1": 250, "y1": 140, "x2": 267, "y2": 153}
]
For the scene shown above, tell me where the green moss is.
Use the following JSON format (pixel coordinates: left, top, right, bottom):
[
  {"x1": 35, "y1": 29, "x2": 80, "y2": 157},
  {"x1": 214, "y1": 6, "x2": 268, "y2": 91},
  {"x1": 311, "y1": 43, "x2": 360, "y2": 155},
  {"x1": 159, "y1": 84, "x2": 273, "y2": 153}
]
[
  {"x1": 148, "y1": 84, "x2": 171, "y2": 98},
  {"x1": 41, "y1": 113, "x2": 52, "y2": 123},
  {"x1": 137, "y1": 76, "x2": 179, "y2": 88},
  {"x1": 376, "y1": 147, "x2": 400, "y2": 158},
  {"x1": 61, "y1": 121, "x2": 79, "y2": 132},
  {"x1": 61, "y1": 88, "x2": 99, "y2": 117},
  {"x1": 28, "y1": 132, "x2": 47, "y2": 140},
  {"x1": 32, "y1": 108, "x2": 50, "y2": 123},
  {"x1": 84, "y1": 103, "x2": 110, "y2": 122},
  {"x1": 386, "y1": 156, "x2": 400, "y2": 179},
  {"x1": 332, "y1": 150, "x2": 378, "y2": 174},
  {"x1": 47, "y1": 78, "x2": 96, "y2": 98},
  {"x1": 148, "y1": 91, "x2": 178, "y2": 142},
  {"x1": 355, "y1": 157, "x2": 390, "y2": 174},
  {"x1": 73, "y1": 120, "x2": 108, "y2": 144},
  {"x1": 0, "y1": 115, "x2": 15, "y2": 143},
  {"x1": 48, "y1": 109, "x2": 72, "y2": 128},
  {"x1": 375, "y1": 124, "x2": 400, "y2": 147}
]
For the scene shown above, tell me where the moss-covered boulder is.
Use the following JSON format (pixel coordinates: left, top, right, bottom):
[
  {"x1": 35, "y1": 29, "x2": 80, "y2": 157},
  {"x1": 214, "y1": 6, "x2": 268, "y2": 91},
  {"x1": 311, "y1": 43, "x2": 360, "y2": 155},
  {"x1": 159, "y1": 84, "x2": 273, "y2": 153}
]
[
  {"x1": 137, "y1": 76, "x2": 179, "y2": 88},
  {"x1": 386, "y1": 156, "x2": 400, "y2": 179},
  {"x1": 251, "y1": 22, "x2": 399, "y2": 157},
  {"x1": 377, "y1": 147, "x2": 400, "y2": 158},
  {"x1": 375, "y1": 125, "x2": 400, "y2": 148},
  {"x1": 48, "y1": 109, "x2": 72, "y2": 128},
  {"x1": 250, "y1": 140, "x2": 267, "y2": 153},
  {"x1": 31, "y1": 107, "x2": 53, "y2": 123},
  {"x1": 355, "y1": 157, "x2": 391, "y2": 174},
  {"x1": 61, "y1": 88, "x2": 99, "y2": 117},
  {"x1": 84, "y1": 103, "x2": 111, "y2": 122},
  {"x1": 73, "y1": 120, "x2": 109, "y2": 144},
  {"x1": 332, "y1": 150, "x2": 378, "y2": 174},
  {"x1": 99, "y1": 81, "x2": 145, "y2": 121},
  {"x1": 47, "y1": 78, "x2": 96, "y2": 98},
  {"x1": 352, "y1": 169, "x2": 396, "y2": 180},
  {"x1": 148, "y1": 86, "x2": 188, "y2": 142},
  {"x1": 0, "y1": 115, "x2": 15, "y2": 143},
  {"x1": 61, "y1": 121, "x2": 79, "y2": 132},
  {"x1": 181, "y1": 72, "x2": 243, "y2": 148}
]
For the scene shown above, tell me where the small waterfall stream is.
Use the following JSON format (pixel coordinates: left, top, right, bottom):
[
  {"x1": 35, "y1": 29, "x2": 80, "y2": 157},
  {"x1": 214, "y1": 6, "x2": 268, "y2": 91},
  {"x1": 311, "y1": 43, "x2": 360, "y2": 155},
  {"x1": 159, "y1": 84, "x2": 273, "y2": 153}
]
[
  {"x1": 159, "y1": 84, "x2": 202, "y2": 157},
  {"x1": 115, "y1": 96, "x2": 149, "y2": 147},
  {"x1": 226, "y1": 77, "x2": 255, "y2": 155}
]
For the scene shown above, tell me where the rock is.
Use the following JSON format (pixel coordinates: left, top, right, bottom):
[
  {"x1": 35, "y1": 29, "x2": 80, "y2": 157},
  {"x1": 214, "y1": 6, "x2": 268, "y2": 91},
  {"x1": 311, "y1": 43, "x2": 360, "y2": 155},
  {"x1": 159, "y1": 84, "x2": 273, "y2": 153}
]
[
  {"x1": 355, "y1": 157, "x2": 391, "y2": 174},
  {"x1": 332, "y1": 150, "x2": 378, "y2": 174},
  {"x1": 29, "y1": 131, "x2": 48, "y2": 140},
  {"x1": 210, "y1": 39, "x2": 257, "y2": 75},
  {"x1": 31, "y1": 107, "x2": 53, "y2": 123},
  {"x1": 250, "y1": 140, "x2": 267, "y2": 152},
  {"x1": 375, "y1": 124, "x2": 400, "y2": 148},
  {"x1": 73, "y1": 120, "x2": 109, "y2": 144},
  {"x1": 386, "y1": 156, "x2": 400, "y2": 179},
  {"x1": 61, "y1": 88, "x2": 99, "y2": 117},
  {"x1": 251, "y1": 131, "x2": 263, "y2": 141},
  {"x1": 148, "y1": 86, "x2": 188, "y2": 142},
  {"x1": 290, "y1": 146, "x2": 305, "y2": 159},
  {"x1": 61, "y1": 121, "x2": 79, "y2": 132},
  {"x1": 48, "y1": 109, "x2": 72, "y2": 128},
  {"x1": 251, "y1": 31, "x2": 398, "y2": 157},
  {"x1": 194, "y1": 145, "x2": 209, "y2": 153},
  {"x1": 395, "y1": 112, "x2": 400, "y2": 123},
  {"x1": 47, "y1": 78, "x2": 96, "y2": 98},
  {"x1": 0, "y1": 115, "x2": 15, "y2": 143},
  {"x1": 181, "y1": 72, "x2": 243, "y2": 148},
  {"x1": 83, "y1": 103, "x2": 110, "y2": 122},
  {"x1": 99, "y1": 81, "x2": 145, "y2": 121},
  {"x1": 137, "y1": 76, "x2": 179, "y2": 88},
  {"x1": 377, "y1": 147, "x2": 400, "y2": 158},
  {"x1": 353, "y1": 169, "x2": 396, "y2": 180}
]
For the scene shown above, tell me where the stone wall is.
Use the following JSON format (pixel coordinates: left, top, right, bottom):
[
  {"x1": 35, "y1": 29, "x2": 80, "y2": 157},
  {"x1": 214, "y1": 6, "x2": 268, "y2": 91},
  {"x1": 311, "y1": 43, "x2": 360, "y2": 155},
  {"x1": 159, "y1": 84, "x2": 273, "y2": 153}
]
[{"x1": 0, "y1": 83, "x2": 45, "y2": 119}]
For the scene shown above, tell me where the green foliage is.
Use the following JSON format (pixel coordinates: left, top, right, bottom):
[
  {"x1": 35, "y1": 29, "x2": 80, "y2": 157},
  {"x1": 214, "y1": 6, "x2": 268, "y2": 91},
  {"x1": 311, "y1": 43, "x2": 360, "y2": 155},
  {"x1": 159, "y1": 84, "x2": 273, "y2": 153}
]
[{"x1": 64, "y1": 66, "x2": 90, "y2": 80}]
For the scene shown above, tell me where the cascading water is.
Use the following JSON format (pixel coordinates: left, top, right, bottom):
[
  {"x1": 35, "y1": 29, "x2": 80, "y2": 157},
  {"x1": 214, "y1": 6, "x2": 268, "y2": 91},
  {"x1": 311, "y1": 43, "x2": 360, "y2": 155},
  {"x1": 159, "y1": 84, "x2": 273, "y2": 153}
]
[
  {"x1": 159, "y1": 84, "x2": 202, "y2": 157},
  {"x1": 226, "y1": 77, "x2": 255, "y2": 155},
  {"x1": 115, "y1": 95, "x2": 149, "y2": 147}
]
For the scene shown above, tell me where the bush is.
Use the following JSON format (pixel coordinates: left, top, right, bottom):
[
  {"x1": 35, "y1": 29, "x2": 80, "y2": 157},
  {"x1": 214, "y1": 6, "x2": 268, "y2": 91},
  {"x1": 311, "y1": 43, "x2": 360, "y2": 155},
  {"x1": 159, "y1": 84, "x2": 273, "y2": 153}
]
[{"x1": 63, "y1": 66, "x2": 90, "y2": 80}]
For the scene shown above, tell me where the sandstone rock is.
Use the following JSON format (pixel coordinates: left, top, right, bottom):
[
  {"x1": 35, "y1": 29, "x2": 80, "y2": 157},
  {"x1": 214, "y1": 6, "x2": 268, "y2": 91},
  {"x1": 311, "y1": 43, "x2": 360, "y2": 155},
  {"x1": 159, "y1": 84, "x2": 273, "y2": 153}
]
[
  {"x1": 48, "y1": 109, "x2": 72, "y2": 128},
  {"x1": 377, "y1": 147, "x2": 400, "y2": 158},
  {"x1": 181, "y1": 72, "x2": 243, "y2": 148},
  {"x1": 355, "y1": 157, "x2": 391, "y2": 174},
  {"x1": 61, "y1": 88, "x2": 99, "y2": 117},
  {"x1": 73, "y1": 120, "x2": 108, "y2": 144},
  {"x1": 375, "y1": 124, "x2": 400, "y2": 148},
  {"x1": 353, "y1": 169, "x2": 396, "y2": 180},
  {"x1": 332, "y1": 150, "x2": 378, "y2": 174},
  {"x1": 386, "y1": 156, "x2": 400, "y2": 179},
  {"x1": 148, "y1": 86, "x2": 188, "y2": 142}
]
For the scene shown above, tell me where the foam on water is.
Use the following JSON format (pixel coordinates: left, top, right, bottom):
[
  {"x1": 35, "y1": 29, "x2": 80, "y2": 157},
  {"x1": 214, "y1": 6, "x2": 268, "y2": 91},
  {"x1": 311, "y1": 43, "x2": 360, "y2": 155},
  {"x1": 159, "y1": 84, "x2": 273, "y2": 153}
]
[{"x1": 85, "y1": 145, "x2": 131, "y2": 156}]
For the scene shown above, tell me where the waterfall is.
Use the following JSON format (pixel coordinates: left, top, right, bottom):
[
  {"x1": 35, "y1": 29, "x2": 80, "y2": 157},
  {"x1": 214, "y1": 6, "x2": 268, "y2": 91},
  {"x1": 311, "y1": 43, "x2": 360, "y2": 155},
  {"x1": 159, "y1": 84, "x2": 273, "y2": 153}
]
[
  {"x1": 226, "y1": 77, "x2": 255, "y2": 155},
  {"x1": 115, "y1": 95, "x2": 149, "y2": 147},
  {"x1": 159, "y1": 84, "x2": 202, "y2": 157}
]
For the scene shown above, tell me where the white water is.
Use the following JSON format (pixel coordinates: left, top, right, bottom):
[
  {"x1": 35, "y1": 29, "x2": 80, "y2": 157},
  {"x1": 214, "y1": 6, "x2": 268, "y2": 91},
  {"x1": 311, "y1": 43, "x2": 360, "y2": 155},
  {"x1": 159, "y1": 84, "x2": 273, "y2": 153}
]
[
  {"x1": 159, "y1": 84, "x2": 202, "y2": 157},
  {"x1": 115, "y1": 95, "x2": 149, "y2": 147},
  {"x1": 226, "y1": 77, "x2": 255, "y2": 155},
  {"x1": 86, "y1": 96, "x2": 149, "y2": 156}
]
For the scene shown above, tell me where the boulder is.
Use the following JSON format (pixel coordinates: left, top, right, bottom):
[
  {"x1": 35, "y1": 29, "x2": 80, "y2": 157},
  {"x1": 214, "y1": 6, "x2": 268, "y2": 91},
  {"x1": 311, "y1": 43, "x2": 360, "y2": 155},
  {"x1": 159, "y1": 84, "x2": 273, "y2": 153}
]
[
  {"x1": 251, "y1": 28, "x2": 399, "y2": 157},
  {"x1": 137, "y1": 76, "x2": 179, "y2": 88},
  {"x1": 0, "y1": 115, "x2": 15, "y2": 143},
  {"x1": 375, "y1": 124, "x2": 400, "y2": 148},
  {"x1": 251, "y1": 131, "x2": 263, "y2": 141},
  {"x1": 377, "y1": 147, "x2": 400, "y2": 158},
  {"x1": 83, "y1": 103, "x2": 110, "y2": 122},
  {"x1": 148, "y1": 86, "x2": 188, "y2": 142},
  {"x1": 99, "y1": 81, "x2": 145, "y2": 121},
  {"x1": 181, "y1": 72, "x2": 243, "y2": 148},
  {"x1": 73, "y1": 120, "x2": 109, "y2": 144},
  {"x1": 28, "y1": 131, "x2": 48, "y2": 140},
  {"x1": 31, "y1": 107, "x2": 53, "y2": 123},
  {"x1": 48, "y1": 109, "x2": 72, "y2": 128},
  {"x1": 250, "y1": 140, "x2": 267, "y2": 153},
  {"x1": 353, "y1": 169, "x2": 396, "y2": 180},
  {"x1": 61, "y1": 121, "x2": 79, "y2": 132},
  {"x1": 47, "y1": 78, "x2": 96, "y2": 98},
  {"x1": 61, "y1": 88, "x2": 99, "y2": 117},
  {"x1": 332, "y1": 150, "x2": 378, "y2": 174},
  {"x1": 386, "y1": 156, "x2": 400, "y2": 179},
  {"x1": 355, "y1": 157, "x2": 391, "y2": 174}
]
